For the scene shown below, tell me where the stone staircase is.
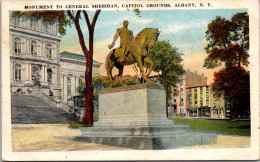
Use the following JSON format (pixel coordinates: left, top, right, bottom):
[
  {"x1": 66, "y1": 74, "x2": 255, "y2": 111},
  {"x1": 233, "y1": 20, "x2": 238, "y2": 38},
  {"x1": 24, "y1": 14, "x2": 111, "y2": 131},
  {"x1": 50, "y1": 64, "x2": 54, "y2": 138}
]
[
  {"x1": 30, "y1": 87, "x2": 71, "y2": 113},
  {"x1": 11, "y1": 94, "x2": 78, "y2": 124}
]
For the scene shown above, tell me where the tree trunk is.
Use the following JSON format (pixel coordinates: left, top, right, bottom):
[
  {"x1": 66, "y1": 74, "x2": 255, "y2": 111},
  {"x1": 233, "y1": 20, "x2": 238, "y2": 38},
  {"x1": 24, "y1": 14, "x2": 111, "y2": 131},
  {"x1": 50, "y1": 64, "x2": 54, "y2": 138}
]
[
  {"x1": 84, "y1": 30, "x2": 94, "y2": 125},
  {"x1": 67, "y1": 10, "x2": 100, "y2": 126}
]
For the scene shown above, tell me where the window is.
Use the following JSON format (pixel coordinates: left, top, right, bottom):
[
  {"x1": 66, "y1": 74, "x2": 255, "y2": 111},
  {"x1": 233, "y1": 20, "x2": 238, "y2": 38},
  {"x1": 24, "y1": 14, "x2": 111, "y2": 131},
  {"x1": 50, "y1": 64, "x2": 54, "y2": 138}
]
[
  {"x1": 194, "y1": 101, "x2": 197, "y2": 107},
  {"x1": 14, "y1": 16, "x2": 20, "y2": 26},
  {"x1": 46, "y1": 44, "x2": 52, "y2": 59},
  {"x1": 14, "y1": 64, "x2": 21, "y2": 81},
  {"x1": 31, "y1": 20, "x2": 36, "y2": 30},
  {"x1": 180, "y1": 94, "x2": 183, "y2": 102},
  {"x1": 200, "y1": 87, "x2": 203, "y2": 106},
  {"x1": 47, "y1": 69, "x2": 52, "y2": 84},
  {"x1": 43, "y1": 23, "x2": 48, "y2": 32},
  {"x1": 14, "y1": 38, "x2": 21, "y2": 54},
  {"x1": 47, "y1": 23, "x2": 52, "y2": 33},
  {"x1": 188, "y1": 94, "x2": 192, "y2": 106},
  {"x1": 206, "y1": 91, "x2": 209, "y2": 106},
  {"x1": 31, "y1": 41, "x2": 37, "y2": 56},
  {"x1": 180, "y1": 84, "x2": 183, "y2": 92}
]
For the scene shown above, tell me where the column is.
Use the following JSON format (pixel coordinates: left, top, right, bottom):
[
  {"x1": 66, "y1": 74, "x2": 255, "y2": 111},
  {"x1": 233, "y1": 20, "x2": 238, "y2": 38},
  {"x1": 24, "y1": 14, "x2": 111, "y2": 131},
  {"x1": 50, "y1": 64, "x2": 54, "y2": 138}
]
[
  {"x1": 57, "y1": 68, "x2": 60, "y2": 84},
  {"x1": 63, "y1": 75, "x2": 67, "y2": 103},
  {"x1": 10, "y1": 62, "x2": 14, "y2": 81},
  {"x1": 60, "y1": 74, "x2": 64, "y2": 99},
  {"x1": 71, "y1": 75, "x2": 75, "y2": 96},
  {"x1": 28, "y1": 63, "x2": 31, "y2": 80},
  {"x1": 75, "y1": 76, "x2": 79, "y2": 95},
  {"x1": 40, "y1": 65, "x2": 44, "y2": 82},
  {"x1": 42, "y1": 41, "x2": 44, "y2": 57},
  {"x1": 44, "y1": 65, "x2": 47, "y2": 82}
]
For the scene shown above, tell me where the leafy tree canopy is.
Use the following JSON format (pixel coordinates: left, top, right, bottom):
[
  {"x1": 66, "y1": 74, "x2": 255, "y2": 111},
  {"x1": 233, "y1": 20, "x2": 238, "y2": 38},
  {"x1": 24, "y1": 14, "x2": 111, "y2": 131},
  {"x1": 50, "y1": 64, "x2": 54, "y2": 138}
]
[
  {"x1": 148, "y1": 40, "x2": 184, "y2": 92},
  {"x1": 204, "y1": 12, "x2": 249, "y2": 69}
]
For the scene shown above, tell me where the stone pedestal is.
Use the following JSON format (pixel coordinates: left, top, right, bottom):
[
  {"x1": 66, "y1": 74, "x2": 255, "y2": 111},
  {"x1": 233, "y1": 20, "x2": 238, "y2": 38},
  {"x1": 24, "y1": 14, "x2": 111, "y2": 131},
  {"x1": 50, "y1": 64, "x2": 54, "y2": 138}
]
[
  {"x1": 95, "y1": 83, "x2": 172, "y2": 127},
  {"x1": 78, "y1": 83, "x2": 217, "y2": 149}
]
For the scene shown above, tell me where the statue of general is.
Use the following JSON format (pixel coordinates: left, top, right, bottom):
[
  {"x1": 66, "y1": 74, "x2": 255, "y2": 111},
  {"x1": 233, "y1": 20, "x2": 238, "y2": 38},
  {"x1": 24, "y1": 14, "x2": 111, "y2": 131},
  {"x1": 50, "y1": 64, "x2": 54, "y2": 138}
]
[{"x1": 108, "y1": 20, "x2": 133, "y2": 64}]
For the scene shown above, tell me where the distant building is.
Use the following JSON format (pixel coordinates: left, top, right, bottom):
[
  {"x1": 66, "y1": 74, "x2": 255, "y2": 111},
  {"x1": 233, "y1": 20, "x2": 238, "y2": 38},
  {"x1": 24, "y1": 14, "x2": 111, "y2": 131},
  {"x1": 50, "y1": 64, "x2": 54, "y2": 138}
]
[
  {"x1": 170, "y1": 69, "x2": 208, "y2": 116},
  {"x1": 186, "y1": 85, "x2": 230, "y2": 118},
  {"x1": 60, "y1": 51, "x2": 102, "y2": 104}
]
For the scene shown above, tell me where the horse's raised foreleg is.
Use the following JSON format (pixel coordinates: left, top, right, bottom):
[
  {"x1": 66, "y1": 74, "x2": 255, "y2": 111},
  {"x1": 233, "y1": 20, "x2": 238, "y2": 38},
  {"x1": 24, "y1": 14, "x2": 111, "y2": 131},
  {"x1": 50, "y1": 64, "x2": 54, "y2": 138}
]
[
  {"x1": 136, "y1": 57, "x2": 150, "y2": 82},
  {"x1": 144, "y1": 57, "x2": 153, "y2": 77}
]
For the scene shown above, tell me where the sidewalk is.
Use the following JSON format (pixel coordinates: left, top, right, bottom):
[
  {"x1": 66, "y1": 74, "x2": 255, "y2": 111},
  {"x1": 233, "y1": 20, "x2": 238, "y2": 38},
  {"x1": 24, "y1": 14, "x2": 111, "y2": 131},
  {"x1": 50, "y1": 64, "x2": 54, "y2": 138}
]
[
  {"x1": 12, "y1": 124, "x2": 250, "y2": 151},
  {"x1": 12, "y1": 124, "x2": 130, "y2": 151}
]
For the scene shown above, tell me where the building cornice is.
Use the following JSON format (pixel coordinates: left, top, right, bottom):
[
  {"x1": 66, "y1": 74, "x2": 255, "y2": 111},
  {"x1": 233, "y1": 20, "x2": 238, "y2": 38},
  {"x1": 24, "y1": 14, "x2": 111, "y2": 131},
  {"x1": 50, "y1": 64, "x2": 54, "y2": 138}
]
[
  {"x1": 60, "y1": 57, "x2": 102, "y2": 67},
  {"x1": 10, "y1": 26, "x2": 62, "y2": 41},
  {"x1": 11, "y1": 55, "x2": 60, "y2": 66}
]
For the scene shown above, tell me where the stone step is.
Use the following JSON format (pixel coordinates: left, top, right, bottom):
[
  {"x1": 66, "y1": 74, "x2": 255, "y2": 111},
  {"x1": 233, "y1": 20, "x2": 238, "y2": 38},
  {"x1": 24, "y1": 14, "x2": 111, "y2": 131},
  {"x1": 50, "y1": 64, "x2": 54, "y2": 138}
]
[
  {"x1": 11, "y1": 94, "x2": 50, "y2": 107},
  {"x1": 11, "y1": 94, "x2": 79, "y2": 124},
  {"x1": 80, "y1": 125, "x2": 189, "y2": 136},
  {"x1": 11, "y1": 106, "x2": 78, "y2": 124},
  {"x1": 73, "y1": 131, "x2": 217, "y2": 150}
]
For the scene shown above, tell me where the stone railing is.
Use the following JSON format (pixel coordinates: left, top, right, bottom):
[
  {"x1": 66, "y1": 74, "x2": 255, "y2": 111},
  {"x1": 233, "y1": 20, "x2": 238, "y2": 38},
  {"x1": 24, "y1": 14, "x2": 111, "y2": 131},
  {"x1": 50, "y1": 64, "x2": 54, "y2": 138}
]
[{"x1": 31, "y1": 87, "x2": 71, "y2": 113}]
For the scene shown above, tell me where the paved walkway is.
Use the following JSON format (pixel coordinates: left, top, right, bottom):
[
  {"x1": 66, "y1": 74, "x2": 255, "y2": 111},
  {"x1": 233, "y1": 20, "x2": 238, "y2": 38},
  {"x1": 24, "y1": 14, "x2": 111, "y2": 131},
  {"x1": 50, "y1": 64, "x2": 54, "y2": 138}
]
[
  {"x1": 12, "y1": 124, "x2": 130, "y2": 151},
  {"x1": 12, "y1": 124, "x2": 250, "y2": 151}
]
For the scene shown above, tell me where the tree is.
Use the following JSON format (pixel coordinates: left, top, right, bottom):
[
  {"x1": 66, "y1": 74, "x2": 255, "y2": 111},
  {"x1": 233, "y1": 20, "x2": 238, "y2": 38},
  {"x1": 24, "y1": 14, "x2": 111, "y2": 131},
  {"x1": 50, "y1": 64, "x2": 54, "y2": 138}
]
[
  {"x1": 204, "y1": 12, "x2": 250, "y2": 118},
  {"x1": 13, "y1": 10, "x2": 101, "y2": 125},
  {"x1": 148, "y1": 40, "x2": 184, "y2": 93},
  {"x1": 93, "y1": 76, "x2": 109, "y2": 94}
]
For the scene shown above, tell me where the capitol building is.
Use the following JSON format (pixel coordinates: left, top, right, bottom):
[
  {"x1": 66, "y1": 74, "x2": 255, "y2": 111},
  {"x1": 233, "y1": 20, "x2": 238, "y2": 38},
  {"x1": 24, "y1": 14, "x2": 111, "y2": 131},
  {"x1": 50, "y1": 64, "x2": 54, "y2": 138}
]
[{"x1": 9, "y1": 15, "x2": 102, "y2": 105}]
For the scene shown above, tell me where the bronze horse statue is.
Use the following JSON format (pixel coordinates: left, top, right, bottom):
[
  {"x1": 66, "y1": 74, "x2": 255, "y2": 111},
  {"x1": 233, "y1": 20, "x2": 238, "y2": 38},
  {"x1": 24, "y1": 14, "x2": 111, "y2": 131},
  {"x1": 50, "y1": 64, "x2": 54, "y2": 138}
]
[{"x1": 106, "y1": 28, "x2": 160, "y2": 87}]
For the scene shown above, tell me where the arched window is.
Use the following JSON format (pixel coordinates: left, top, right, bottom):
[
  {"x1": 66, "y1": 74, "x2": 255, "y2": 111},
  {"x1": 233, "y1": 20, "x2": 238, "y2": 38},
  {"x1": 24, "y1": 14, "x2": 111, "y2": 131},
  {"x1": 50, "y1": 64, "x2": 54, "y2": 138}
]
[
  {"x1": 30, "y1": 40, "x2": 37, "y2": 56},
  {"x1": 14, "y1": 64, "x2": 21, "y2": 81},
  {"x1": 14, "y1": 38, "x2": 21, "y2": 54},
  {"x1": 47, "y1": 68, "x2": 52, "y2": 84},
  {"x1": 46, "y1": 44, "x2": 52, "y2": 59}
]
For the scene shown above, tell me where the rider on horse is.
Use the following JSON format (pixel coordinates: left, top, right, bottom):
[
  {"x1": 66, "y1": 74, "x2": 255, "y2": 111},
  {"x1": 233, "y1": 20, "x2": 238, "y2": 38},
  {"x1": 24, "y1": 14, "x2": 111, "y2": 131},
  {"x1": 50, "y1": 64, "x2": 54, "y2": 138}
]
[{"x1": 108, "y1": 20, "x2": 133, "y2": 64}]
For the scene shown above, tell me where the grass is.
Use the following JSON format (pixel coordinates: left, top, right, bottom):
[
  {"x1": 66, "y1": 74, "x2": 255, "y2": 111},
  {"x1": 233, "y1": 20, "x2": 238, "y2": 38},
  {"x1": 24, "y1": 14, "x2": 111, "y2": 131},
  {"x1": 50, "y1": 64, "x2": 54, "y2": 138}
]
[{"x1": 174, "y1": 118, "x2": 250, "y2": 136}]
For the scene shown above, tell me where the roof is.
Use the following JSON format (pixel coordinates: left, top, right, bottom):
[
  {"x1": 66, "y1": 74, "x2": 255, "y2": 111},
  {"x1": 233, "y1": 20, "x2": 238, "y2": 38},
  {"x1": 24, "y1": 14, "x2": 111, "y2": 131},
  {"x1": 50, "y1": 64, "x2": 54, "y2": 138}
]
[{"x1": 60, "y1": 51, "x2": 102, "y2": 65}]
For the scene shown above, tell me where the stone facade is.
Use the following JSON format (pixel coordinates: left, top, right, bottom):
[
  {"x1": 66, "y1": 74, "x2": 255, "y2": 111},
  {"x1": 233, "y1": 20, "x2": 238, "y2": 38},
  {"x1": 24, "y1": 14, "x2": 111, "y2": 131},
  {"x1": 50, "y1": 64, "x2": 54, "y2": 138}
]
[
  {"x1": 10, "y1": 15, "x2": 102, "y2": 104},
  {"x1": 60, "y1": 51, "x2": 102, "y2": 104},
  {"x1": 10, "y1": 15, "x2": 61, "y2": 97}
]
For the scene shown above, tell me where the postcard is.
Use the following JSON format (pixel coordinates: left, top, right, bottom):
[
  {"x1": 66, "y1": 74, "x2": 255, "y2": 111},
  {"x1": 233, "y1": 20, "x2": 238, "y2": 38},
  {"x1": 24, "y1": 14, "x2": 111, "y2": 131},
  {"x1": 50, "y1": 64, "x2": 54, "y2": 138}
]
[{"x1": 1, "y1": 0, "x2": 259, "y2": 160}]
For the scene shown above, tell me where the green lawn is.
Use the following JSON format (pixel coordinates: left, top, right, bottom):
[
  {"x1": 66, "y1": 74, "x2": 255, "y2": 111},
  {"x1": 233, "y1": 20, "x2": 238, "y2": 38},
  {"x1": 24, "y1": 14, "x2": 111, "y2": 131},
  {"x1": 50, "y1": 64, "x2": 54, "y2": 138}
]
[{"x1": 174, "y1": 118, "x2": 250, "y2": 136}]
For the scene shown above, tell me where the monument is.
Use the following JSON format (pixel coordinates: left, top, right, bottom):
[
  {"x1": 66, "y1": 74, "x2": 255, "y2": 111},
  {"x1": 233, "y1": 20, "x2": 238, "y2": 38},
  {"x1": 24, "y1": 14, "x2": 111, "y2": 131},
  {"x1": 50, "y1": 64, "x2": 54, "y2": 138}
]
[
  {"x1": 77, "y1": 83, "x2": 217, "y2": 149},
  {"x1": 76, "y1": 25, "x2": 217, "y2": 149}
]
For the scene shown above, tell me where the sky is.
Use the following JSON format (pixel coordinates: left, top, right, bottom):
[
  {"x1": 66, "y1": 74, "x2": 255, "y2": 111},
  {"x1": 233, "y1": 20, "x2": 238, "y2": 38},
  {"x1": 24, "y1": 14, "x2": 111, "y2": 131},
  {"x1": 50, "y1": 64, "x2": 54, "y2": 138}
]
[{"x1": 60, "y1": 9, "x2": 247, "y2": 84}]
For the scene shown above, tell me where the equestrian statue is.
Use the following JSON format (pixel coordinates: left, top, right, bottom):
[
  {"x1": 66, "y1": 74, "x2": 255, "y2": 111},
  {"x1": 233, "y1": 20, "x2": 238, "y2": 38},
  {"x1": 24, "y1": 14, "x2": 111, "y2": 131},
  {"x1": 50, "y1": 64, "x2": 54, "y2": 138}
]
[{"x1": 106, "y1": 20, "x2": 160, "y2": 87}]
